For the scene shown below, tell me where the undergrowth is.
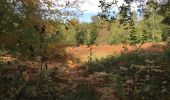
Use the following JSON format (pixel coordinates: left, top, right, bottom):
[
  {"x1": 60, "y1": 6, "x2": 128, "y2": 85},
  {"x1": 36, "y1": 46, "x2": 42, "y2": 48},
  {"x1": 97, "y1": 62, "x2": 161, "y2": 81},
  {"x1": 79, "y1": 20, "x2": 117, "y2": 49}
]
[{"x1": 87, "y1": 49, "x2": 170, "y2": 100}]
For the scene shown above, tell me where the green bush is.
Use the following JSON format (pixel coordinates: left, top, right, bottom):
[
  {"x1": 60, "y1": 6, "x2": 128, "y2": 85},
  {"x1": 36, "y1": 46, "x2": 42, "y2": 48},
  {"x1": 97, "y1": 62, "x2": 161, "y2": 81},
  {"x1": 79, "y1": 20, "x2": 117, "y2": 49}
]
[{"x1": 87, "y1": 50, "x2": 170, "y2": 100}]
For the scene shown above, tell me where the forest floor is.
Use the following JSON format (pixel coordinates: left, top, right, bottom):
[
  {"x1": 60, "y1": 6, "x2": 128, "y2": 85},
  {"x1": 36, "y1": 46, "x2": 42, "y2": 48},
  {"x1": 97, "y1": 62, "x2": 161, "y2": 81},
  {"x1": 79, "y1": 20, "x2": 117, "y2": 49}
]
[
  {"x1": 0, "y1": 42, "x2": 166, "y2": 69},
  {"x1": 65, "y1": 42, "x2": 166, "y2": 68},
  {"x1": 0, "y1": 42, "x2": 167, "y2": 99}
]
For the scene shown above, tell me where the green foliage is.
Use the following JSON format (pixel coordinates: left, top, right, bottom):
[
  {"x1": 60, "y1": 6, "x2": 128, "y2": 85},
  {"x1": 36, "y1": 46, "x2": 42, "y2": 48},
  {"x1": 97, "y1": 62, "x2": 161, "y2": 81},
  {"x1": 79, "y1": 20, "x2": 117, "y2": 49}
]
[
  {"x1": 76, "y1": 22, "x2": 97, "y2": 45},
  {"x1": 162, "y1": 25, "x2": 170, "y2": 41},
  {"x1": 140, "y1": 15, "x2": 163, "y2": 43},
  {"x1": 128, "y1": 19, "x2": 139, "y2": 45},
  {"x1": 95, "y1": 20, "x2": 111, "y2": 44},
  {"x1": 109, "y1": 21, "x2": 129, "y2": 44},
  {"x1": 76, "y1": 31, "x2": 85, "y2": 45},
  {"x1": 84, "y1": 29, "x2": 96, "y2": 45},
  {"x1": 1, "y1": 0, "x2": 170, "y2": 99},
  {"x1": 87, "y1": 50, "x2": 170, "y2": 100},
  {"x1": 0, "y1": 0, "x2": 82, "y2": 59}
]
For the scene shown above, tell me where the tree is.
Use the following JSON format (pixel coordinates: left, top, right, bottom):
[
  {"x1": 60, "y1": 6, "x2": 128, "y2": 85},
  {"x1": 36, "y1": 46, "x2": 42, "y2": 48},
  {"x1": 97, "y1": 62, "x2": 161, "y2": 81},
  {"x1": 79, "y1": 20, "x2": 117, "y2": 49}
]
[
  {"x1": 0, "y1": 0, "x2": 82, "y2": 57},
  {"x1": 158, "y1": 0, "x2": 170, "y2": 42}
]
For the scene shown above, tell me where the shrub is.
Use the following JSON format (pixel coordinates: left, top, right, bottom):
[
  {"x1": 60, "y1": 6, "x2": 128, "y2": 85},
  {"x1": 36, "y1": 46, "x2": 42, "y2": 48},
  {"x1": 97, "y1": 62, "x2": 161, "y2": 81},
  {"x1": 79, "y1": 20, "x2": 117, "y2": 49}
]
[{"x1": 87, "y1": 50, "x2": 170, "y2": 100}]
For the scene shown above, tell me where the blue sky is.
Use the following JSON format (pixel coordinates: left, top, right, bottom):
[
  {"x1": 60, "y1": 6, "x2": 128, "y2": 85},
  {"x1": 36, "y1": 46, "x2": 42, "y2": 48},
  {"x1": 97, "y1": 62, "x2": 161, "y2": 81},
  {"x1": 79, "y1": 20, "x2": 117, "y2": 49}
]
[
  {"x1": 77, "y1": 0, "x2": 141, "y2": 22},
  {"x1": 55, "y1": 0, "x2": 140, "y2": 22},
  {"x1": 79, "y1": 13, "x2": 98, "y2": 22}
]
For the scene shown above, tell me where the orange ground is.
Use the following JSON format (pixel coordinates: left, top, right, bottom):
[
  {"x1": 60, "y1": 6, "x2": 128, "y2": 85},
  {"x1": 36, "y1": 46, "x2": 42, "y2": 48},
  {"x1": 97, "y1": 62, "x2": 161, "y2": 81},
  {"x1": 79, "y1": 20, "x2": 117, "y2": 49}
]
[
  {"x1": 65, "y1": 42, "x2": 166, "y2": 68},
  {"x1": 0, "y1": 42, "x2": 166, "y2": 69}
]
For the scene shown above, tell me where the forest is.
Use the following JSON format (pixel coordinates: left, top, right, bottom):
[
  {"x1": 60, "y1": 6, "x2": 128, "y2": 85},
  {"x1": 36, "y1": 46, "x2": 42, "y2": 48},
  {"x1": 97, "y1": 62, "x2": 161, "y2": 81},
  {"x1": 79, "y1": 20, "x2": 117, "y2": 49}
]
[{"x1": 0, "y1": 0, "x2": 170, "y2": 100}]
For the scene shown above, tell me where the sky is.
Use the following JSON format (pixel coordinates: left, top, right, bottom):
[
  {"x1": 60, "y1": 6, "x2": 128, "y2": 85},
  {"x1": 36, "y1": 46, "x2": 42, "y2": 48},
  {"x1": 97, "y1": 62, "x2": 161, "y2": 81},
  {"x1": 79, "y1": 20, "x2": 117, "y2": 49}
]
[
  {"x1": 78, "y1": 0, "x2": 140, "y2": 22},
  {"x1": 78, "y1": 0, "x2": 123, "y2": 22},
  {"x1": 78, "y1": 0, "x2": 102, "y2": 22},
  {"x1": 51, "y1": 0, "x2": 141, "y2": 22}
]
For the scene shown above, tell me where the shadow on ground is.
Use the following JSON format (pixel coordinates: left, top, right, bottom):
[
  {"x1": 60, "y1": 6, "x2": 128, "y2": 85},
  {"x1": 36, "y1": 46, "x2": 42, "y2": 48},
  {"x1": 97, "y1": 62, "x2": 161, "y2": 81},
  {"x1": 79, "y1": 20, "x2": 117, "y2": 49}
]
[{"x1": 0, "y1": 42, "x2": 170, "y2": 100}]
